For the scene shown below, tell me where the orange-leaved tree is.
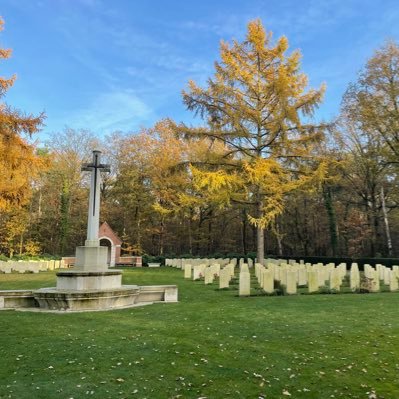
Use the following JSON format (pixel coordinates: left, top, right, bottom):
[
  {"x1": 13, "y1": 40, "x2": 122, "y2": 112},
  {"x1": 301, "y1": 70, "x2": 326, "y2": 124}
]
[{"x1": 0, "y1": 17, "x2": 45, "y2": 212}]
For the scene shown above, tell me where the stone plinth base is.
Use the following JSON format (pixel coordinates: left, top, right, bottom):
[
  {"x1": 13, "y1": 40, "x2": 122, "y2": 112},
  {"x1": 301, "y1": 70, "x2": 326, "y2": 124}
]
[
  {"x1": 56, "y1": 270, "x2": 122, "y2": 290},
  {"x1": 0, "y1": 284, "x2": 178, "y2": 312},
  {"x1": 75, "y1": 245, "x2": 108, "y2": 271},
  {"x1": 34, "y1": 285, "x2": 140, "y2": 311}
]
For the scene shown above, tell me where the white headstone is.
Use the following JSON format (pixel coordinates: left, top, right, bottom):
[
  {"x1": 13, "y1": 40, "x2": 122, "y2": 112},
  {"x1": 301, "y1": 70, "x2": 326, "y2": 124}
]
[
  {"x1": 350, "y1": 263, "x2": 360, "y2": 291},
  {"x1": 389, "y1": 271, "x2": 398, "y2": 292},
  {"x1": 261, "y1": 269, "x2": 274, "y2": 294},
  {"x1": 193, "y1": 264, "x2": 204, "y2": 280},
  {"x1": 329, "y1": 268, "x2": 341, "y2": 291},
  {"x1": 383, "y1": 267, "x2": 391, "y2": 285},
  {"x1": 219, "y1": 268, "x2": 230, "y2": 289},
  {"x1": 298, "y1": 268, "x2": 307, "y2": 286},
  {"x1": 204, "y1": 267, "x2": 214, "y2": 284},
  {"x1": 370, "y1": 270, "x2": 380, "y2": 292},
  {"x1": 286, "y1": 271, "x2": 297, "y2": 295},
  {"x1": 239, "y1": 270, "x2": 250, "y2": 296},
  {"x1": 184, "y1": 264, "x2": 192, "y2": 279},
  {"x1": 308, "y1": 270, "x2": 318, "y2": 293}
]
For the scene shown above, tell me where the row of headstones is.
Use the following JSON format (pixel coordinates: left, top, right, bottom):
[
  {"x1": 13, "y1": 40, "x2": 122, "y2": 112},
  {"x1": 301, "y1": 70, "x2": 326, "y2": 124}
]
[
  {"x1": 183, "y1": 261, "x2": 237, "y2": 288},
  {"x1": 365, "y1": 264, "x2": 399, "y2": 285},
  {"x1": 166, "y1": 258, "x2": 253, "y2": 268},
  {"x1": 256, "y1": 261, "x2": 347, "y2": 294},
  {"x1": 178, "y1": 257, "x2": 399, "y2": 295},
  {"x1": 168, "y1": 257, "x2": 333, "y2": 270},
  {"x1": 247, "y1": 261, "x2": 399, "y2": 295},
  {"x1": 0, "y1": 260, "x2": 65, "y2": 274}
]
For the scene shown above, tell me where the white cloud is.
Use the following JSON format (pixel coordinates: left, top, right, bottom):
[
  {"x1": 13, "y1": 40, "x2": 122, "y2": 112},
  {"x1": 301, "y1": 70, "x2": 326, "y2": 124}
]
[{"x1": 67, "y1": 90, "x2": 153, "y2": 134}]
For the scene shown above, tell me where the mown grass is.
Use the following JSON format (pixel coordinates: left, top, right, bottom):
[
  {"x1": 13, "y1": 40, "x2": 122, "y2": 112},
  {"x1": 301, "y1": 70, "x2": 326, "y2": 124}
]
[{"x1": 0, "y1": 268, "x2": 398, "y2": 399}]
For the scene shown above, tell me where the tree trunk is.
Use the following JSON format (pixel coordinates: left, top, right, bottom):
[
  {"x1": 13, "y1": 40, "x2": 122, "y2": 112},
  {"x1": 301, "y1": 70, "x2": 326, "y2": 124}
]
[
  {"x1": 207, "y1": 209, "x2": 213, "y2": 255},
  {"x1": 241, "y1": 209, "x2": 247, "y2": 255},
  {"x1": 380, "y1": 186, "x2": 392, "y2": 256},
  {"x1": 159, "y1": 217, "x2": 164, "y2": 256},
  {"x1": 38, "y1": 189, "x2": 42, "y2": 218},
  {"x1": 303, "y1": 198, "x2": 309, "y2": 256},
  {"x1": 188, "y1": 209, "x2": 193, "y2": 255},
  {"x1": 136, "y1": 211, "x2": 142, "y2": 254},
  {"x1": 365, "y1": 197, "x2": 375, "y2": 257},
  {"x1": 322, "y1": 185, "x2": 338, "y2": 256},
  {"x1": 256, "y1": 200, "x2": 265, "y2": 264},
  {"x1": 257, "y1": 226, "x2": 265, "y2": 264},
  {"x1": 19, "y1": 233, "x2": 24, "y2": 255},
  {"x1": 371, "y1": 194, "x2": 380, "y2": 256},
  {"x1": 60, "y1": 181, "x2": 70, "y2": 256},
  {"x1": 275, "y1": 220, "x2": 283, "y2": 256}
]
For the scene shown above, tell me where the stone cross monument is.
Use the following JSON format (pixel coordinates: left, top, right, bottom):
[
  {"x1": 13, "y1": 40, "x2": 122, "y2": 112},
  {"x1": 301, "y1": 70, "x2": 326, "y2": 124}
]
[
  {"x1": 74, "y1": 150, "x2": 111, "y2": 272},
  {"x1": 81, "y1": 150, "x2": 110, "y2": 247},
  {"x1": 0, "y1": 149, "x2": 178, "y2": 311}
]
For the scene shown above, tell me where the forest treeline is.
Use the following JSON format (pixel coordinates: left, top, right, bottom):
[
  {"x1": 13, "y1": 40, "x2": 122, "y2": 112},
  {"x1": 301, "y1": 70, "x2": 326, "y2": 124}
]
[{"x1": 1, "y1": 19, "x2": 399, "y2": 260}]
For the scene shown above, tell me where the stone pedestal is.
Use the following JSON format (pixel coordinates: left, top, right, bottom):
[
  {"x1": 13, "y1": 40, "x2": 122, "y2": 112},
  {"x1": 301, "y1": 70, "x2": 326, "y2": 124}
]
[
  {"x1": 30, "y1": 243, "x2": 131, "y2": 311},
  {"x1": 75, "y1": 245, "x2": 108, "y2": 271},
  {"x1": 56, "y1": 270, "x2": 122, "y2": 290}
]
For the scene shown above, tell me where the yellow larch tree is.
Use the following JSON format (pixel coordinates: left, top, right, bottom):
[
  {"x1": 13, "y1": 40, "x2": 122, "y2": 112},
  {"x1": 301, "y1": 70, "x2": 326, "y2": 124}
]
[
  {"x1": 174, "y1": 19, "x2": 327, "y2": 263},
  {"x1": 0, "y1": 17, "x2": 45, "y2": 212}
]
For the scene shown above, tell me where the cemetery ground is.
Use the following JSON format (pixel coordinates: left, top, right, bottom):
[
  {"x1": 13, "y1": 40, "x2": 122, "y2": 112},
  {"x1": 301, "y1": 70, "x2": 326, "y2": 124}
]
[{"x1": 0, "y1": 268, "x2": 398, "y2": 399}]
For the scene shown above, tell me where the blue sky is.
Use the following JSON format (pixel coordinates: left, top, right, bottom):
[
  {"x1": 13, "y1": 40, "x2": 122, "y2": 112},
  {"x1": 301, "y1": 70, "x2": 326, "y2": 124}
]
[{"x1": 1, "y1": 0, "x2": 399, "y2": 143}]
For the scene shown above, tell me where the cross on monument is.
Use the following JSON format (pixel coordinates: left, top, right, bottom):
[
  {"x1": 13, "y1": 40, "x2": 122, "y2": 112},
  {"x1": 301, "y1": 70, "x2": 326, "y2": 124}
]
[{"x1": 82, "y1": 150, "x2": 110, "y2": 247}]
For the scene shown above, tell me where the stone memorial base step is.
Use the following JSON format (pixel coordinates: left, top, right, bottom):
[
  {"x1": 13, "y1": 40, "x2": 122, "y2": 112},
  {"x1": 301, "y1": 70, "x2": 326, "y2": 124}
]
[
  {"x1": 0, "y1": 284, "x2": 178, "y2": 312},
  {"x1": 34, "y1": 285, "x2": 140, "y2": 311}
]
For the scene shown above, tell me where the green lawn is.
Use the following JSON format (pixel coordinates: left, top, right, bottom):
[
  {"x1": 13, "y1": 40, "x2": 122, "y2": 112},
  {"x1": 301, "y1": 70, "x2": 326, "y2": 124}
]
[{"x1": 0, "y1": 268, "x2": 398, "y2": 399}]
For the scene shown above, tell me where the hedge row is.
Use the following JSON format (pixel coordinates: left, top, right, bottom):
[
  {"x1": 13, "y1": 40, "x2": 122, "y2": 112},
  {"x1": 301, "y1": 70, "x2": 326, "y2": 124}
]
[{"x1": 146, "y1": 254, "x2": 399, "y2": 270}]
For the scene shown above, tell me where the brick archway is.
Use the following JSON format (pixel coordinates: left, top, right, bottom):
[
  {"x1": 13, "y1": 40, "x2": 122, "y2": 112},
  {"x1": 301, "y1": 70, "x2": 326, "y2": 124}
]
[
  {"x1": 99, "y1": 237, "x2": 112, "y2": 265},
  {"x1": 98, "y1": 222, "x2": 122, "y2": 267}
]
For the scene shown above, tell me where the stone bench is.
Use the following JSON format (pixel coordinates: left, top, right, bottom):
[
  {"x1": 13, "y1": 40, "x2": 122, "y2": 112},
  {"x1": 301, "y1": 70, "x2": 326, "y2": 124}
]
[
  {"x1": 147, "y1": 263, "x2": 161, "y2": 267},
  {"x1": 137, "y1": 285, "x2": 178, "y2": 302},
  {"x1": 0, "y1": 290, "x2": 38, "y2": 309}
]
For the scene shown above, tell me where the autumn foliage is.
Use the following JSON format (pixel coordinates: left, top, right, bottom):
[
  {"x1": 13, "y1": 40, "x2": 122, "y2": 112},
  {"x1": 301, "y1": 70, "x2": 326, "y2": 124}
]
[
  {"x1": 0, "y1": 17, "x2": 45, "y2": 211},
  {"x1": 0, "y1": 18, "x2": 399, "y2": 260},
  {"x1": 175, "y1": 20, "x2": 327, "y2": 262}
]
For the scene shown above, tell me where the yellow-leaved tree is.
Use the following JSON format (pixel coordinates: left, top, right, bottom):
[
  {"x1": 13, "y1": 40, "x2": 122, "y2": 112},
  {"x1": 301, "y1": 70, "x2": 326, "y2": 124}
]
[
  {"x1": 174, "y1": 20, "x2": 327, "y2": 263},
  {"x1": 0, "y1": 17, "x2": 45, "y2": 212}
]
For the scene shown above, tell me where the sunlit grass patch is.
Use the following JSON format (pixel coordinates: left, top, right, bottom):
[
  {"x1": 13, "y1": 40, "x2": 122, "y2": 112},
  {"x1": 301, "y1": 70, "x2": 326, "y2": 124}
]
[{"x1": 0, "y1": 267, "x2": 398, "y2": 398}]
